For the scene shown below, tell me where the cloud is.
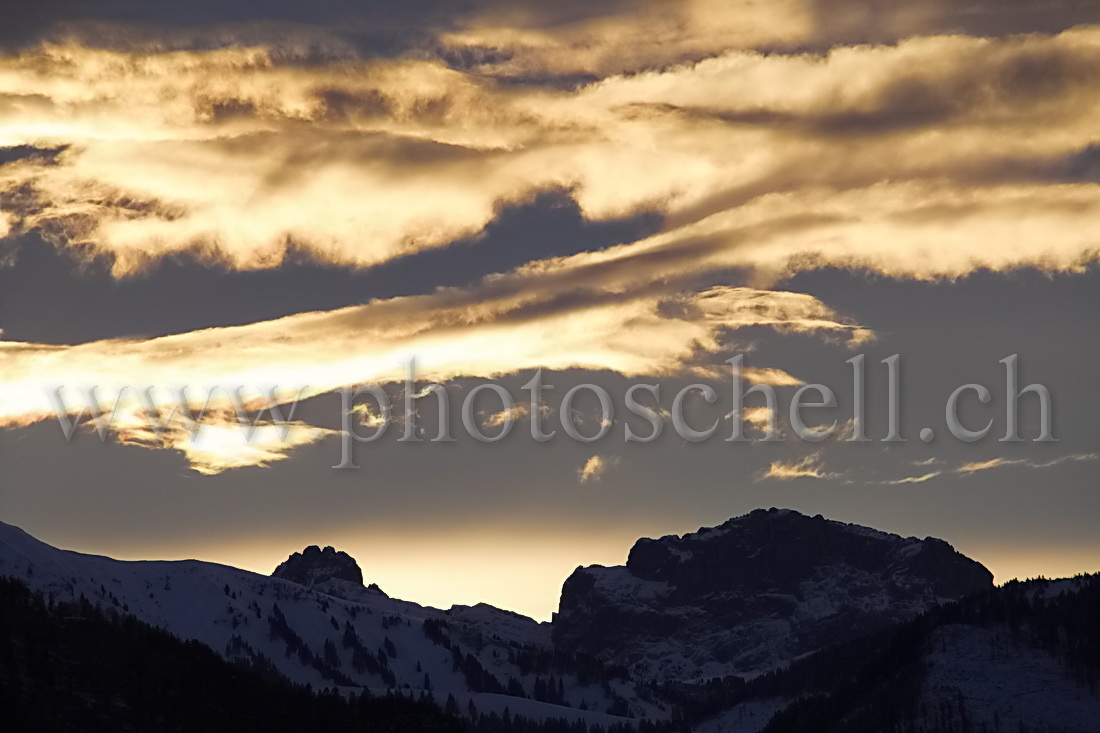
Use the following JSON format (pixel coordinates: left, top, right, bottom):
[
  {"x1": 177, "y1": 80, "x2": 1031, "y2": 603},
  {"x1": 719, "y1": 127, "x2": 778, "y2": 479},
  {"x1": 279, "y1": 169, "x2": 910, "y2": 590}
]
[
  {"x1": 483, "y1": 404, "x2": 528, "y2": 427},
  {"x1": 956, "y1": 452, "x2": 1099, "y2": 474},
  {"x1": 1028, "y1": 453, "x2": 1099, "y2": 468},
  {"x1": 351, "y1": 402, "x2": 388, "y2": 429},
  {"x1": 741, "y1": 406, "x2": 775, "y2": 433},
  {"x1": 881, "y1": 471, "x2": 942, "y2": 485},
  {"x1": 723, "y1": 404, "x2": 785, "y2": 440},
  {"x1": 578, "y1": 454, "x2": 618, "y2": 484},
  {"x1": 761, "y1": 453, "x2": 837, "y2": 481},
  {"x1": 435, "y1": 0, "x2": 814, "y2": 80},
  {"x1": 115, "y1": 410, "x2": 335, "y2": 475},
  {"x1": 436, "y1": 0, "x2": 1100, "y2": 81},
  {"x1": 956, "y1": 458, "x2": 1027, "y2": 474}
]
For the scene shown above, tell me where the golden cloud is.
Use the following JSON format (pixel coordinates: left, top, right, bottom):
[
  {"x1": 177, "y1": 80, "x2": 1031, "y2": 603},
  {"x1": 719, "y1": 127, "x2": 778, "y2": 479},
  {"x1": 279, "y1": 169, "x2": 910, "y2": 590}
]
[
  {"x1": 578, "y1": 454, "x2": 618, "y2": 484},
  {"x1": 114, "y1": 409, "x2": 336, "y2": 475},
  {"x1": 762, "y1": 453, "x2": 837, "y2": 481},
  {"x1": 1, "y1": 29, "x2": 1098, "y2": 281},
  {"x1": 880, "y1": 471, "x2": 942, "y2": 485},
  {"x1": 956, "y1": 452, "x2": 1098, "y2": 474},
  {"x1": 0, "y1": 282, "x2": 868, "y2": 471}
]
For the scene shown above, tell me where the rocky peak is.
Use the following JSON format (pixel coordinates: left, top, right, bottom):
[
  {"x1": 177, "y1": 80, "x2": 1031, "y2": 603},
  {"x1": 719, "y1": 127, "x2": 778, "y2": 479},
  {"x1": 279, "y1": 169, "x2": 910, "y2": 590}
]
[
  {"x1": 272, "y1": 545, "x2": 363, "y2": 587},
  {"x1": 553, "y1": 508, "x2": 993, "y2": 682},
  {"x1": 624, "y1": 507, "x2": 991, "y2": 599}
]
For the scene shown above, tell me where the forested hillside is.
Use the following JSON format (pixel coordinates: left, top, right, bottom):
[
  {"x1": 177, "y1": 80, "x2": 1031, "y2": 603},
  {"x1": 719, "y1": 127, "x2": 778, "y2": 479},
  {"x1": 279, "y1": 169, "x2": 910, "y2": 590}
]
[{"x1": 0, "y1": 577, "x2": 462, "y2": 733}]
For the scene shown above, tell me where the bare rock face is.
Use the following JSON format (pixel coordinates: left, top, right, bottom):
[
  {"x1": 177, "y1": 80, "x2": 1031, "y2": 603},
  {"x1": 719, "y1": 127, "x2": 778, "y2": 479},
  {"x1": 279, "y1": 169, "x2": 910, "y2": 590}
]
[
  {"x1": 272, "y1": 545, "x2": 363, "y2": 588},
  {"x1": 552, "y1": 508, "x2": 993, "y2": 682}
]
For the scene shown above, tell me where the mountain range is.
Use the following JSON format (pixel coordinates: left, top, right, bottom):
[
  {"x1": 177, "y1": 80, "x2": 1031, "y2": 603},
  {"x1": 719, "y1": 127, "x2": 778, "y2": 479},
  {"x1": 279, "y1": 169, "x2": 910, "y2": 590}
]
[{"x1": 1, "y1": 508, "x2": 1097, "y2": 732}]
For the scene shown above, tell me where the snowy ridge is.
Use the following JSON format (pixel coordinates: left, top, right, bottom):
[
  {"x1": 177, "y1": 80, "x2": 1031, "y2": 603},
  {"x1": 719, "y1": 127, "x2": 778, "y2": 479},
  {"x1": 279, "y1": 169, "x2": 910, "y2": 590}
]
[{"x1": 0, "y1": 519, "x2": 633, "y2": 725}]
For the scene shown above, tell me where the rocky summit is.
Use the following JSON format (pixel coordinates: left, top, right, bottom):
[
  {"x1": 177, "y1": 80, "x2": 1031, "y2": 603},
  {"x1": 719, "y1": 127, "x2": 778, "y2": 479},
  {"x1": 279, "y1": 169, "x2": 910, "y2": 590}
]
[
  {"x1": 553, "y1": 507, "x2": 994, "y2": 682},
  {"x1": 272, "y1": 545, "x2": 364, "y2": 587}
]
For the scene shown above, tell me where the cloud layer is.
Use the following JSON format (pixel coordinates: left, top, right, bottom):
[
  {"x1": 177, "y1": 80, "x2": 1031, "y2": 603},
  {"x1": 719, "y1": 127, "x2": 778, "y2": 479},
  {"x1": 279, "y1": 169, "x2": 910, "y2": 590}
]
[
  {"x1": 2, "y1": 26, "x2": 1099, "y2": 280},
  {"x1": 2, "y1": 1, "x2": 1098, "y2": 472}
]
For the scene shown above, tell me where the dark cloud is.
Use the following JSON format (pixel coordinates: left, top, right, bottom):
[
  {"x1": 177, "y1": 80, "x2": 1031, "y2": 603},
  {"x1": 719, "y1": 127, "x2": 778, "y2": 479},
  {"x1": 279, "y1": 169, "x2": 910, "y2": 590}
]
[
  {"x1": 0, "y1": 0, "x2": 644, "y2": 58},
  {"x1": 1064, "y1": 144, "x2": 1100, "y2": 181},
  {"x1": 0, "y1": 144, "x2": 67, "y2": 166},
  {"x1": 0, "y1": 0, "x2": 449, "y2": 55},
  {"x1": 632, "y1": 40, "x2": 1100, "y2": 139},
  {"x1": 809, "y1": 0, "x2": 1100, "y2": 48}
]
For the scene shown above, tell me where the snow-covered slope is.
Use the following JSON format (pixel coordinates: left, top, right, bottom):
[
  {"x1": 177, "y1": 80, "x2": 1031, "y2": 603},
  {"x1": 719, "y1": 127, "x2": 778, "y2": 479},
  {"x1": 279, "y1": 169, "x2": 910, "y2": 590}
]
[
  {"x1": 0, "y1": 519, "x2": 632, "y2": 726},
  {"x1": 916, "y1": 623, "x2": 1100, "y2": 731},
  {"x1": 908, "y1": 575, "x2": 1100, "y2": 732},
  {"x1": 690, "y1": 574, "x2": 1100, "y2": 732}
]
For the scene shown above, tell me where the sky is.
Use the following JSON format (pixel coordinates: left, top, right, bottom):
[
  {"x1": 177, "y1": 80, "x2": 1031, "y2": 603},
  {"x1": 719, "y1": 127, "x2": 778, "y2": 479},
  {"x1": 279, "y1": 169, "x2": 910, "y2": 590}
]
[{"x1": 0, "y1": 0, "x2": 1098, "y2": 621}]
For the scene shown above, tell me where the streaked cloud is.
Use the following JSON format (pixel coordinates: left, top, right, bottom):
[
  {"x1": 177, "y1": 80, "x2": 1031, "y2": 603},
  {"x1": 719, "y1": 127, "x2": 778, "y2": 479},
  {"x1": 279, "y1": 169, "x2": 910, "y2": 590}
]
[
  {"x1": 957, "y1": 458, "x2": 1028, "y2": 474},
  {"x1": 0, "y1": 282, "x2": 866, "y2": 470},
  {"x1": 881, "y1": 471, "x2": 942, "y2": 485},
  {"x1": 1028, "y1": 452, "x2": 1099, "y2": 469},
  {"x1": 956, "y1": 452, "x2": 1099, "y2": 475},
  {"x1": 761, "y1": 453, "x2": 837, "y2": 481}
]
